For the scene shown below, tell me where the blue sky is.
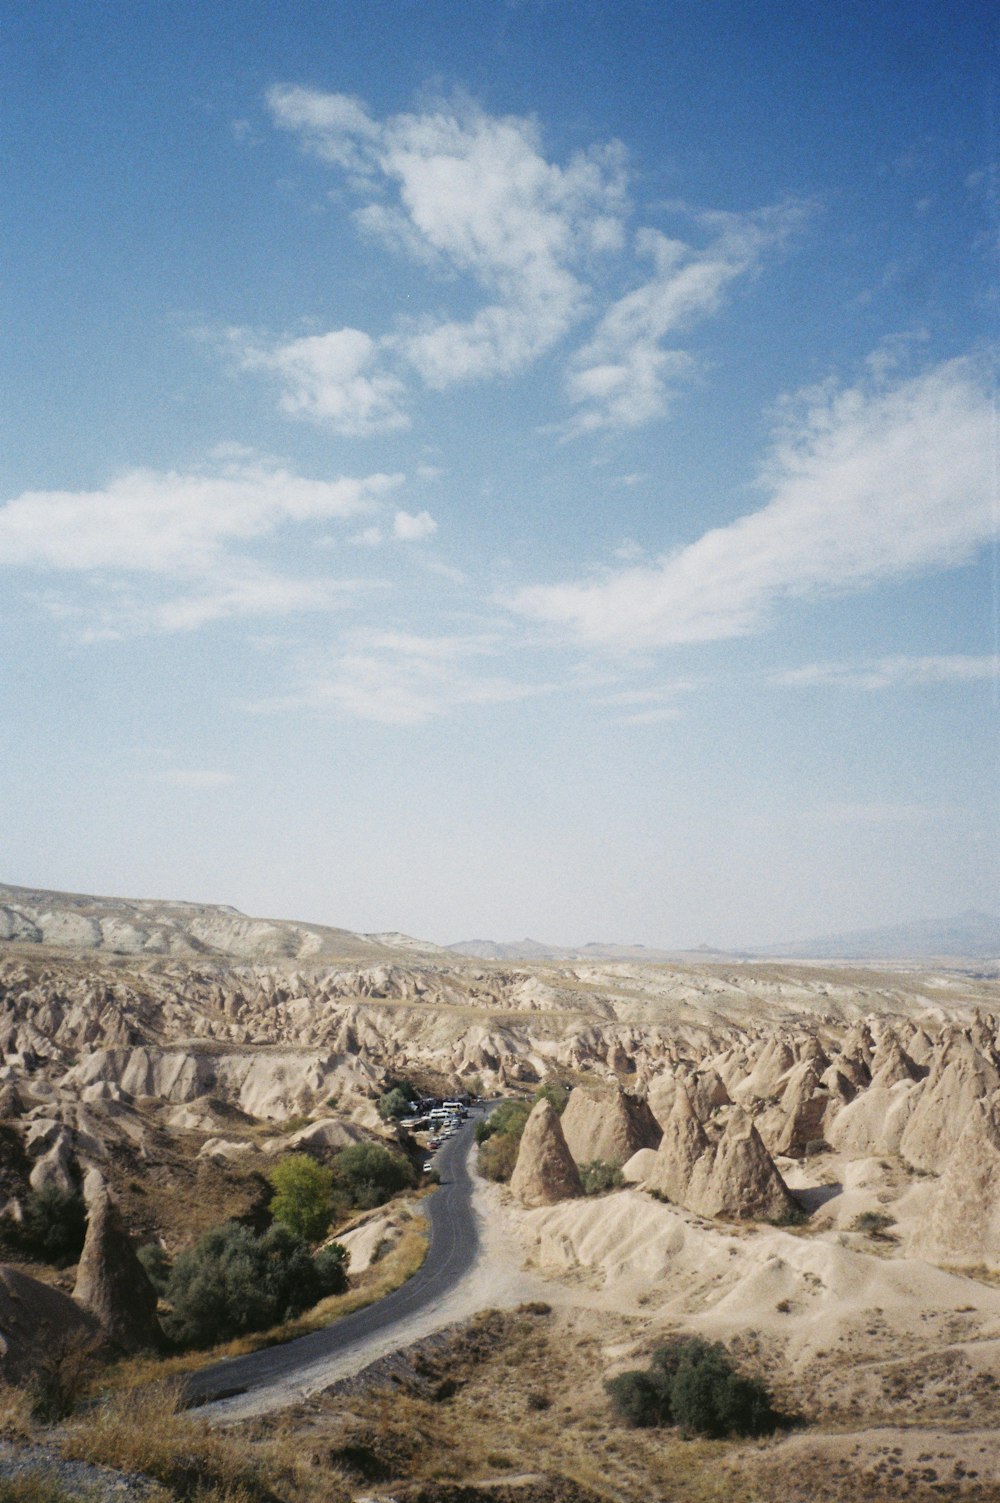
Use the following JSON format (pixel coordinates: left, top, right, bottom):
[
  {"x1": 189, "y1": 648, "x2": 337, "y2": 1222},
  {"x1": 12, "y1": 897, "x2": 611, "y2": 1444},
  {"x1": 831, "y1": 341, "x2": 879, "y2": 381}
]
[{"x1": 1, "y1": 0, "x2": 997, "y2": 947}]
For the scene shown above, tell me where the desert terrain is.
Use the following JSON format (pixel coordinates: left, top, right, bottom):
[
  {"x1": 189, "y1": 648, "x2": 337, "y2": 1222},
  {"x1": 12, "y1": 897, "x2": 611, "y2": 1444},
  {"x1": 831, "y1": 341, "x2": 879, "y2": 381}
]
[{"x1": 2, "y1": 880, "x2": 1000, "y2": 1501}]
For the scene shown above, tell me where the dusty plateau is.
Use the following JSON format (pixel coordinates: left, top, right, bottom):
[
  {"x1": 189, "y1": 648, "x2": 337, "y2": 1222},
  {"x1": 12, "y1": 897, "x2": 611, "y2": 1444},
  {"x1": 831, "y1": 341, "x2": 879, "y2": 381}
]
[{"x1": 2, "y1": 880, "x2": 1000, "y2": 1501}]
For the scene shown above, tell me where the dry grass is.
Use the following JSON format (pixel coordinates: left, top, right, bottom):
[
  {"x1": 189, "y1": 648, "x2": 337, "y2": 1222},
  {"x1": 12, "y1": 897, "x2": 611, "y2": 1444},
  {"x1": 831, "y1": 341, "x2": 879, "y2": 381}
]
[
  {"x1": 0, "y1": 1477, "x2": 91, "y2": 1503},
  {"x1": 260, "y1": 1303, "x2": 1000, "y2": 1503},
  {"x1": 59, "y1": 1381, "x2": 352, "y2": 1503},
  {"x1": 0, "y1": 1384, "x2": 36, "y2": 1443}
]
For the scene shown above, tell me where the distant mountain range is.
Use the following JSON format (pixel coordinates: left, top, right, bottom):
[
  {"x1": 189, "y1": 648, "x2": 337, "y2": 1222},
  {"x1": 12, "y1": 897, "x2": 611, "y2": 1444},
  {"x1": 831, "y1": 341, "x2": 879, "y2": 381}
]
[
  {"x1": 446, "y1": 938, "x2": 744, "y2": 963},
  {"x1": 449, "y1": 912, "x2": 1000, "y2": 964},
  {"x1": 757, "y1": 910, "x2": 1000, "y2": 962},
  {"x1": 2, "y1": 880, "x2": 996, "y2": 966}
]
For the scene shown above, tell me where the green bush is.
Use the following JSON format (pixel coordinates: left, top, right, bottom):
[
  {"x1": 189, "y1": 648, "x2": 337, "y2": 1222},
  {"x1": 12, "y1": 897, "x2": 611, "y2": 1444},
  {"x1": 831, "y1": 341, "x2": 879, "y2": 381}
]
[
  {"x1": 607, "y1": 1338, "x2": 777, "y2": 1438},
  {"x1": 313, "y1": 1241, "x2": 350, "y2": 1296},
  {"x1": 580, "y1": 1159, "x2": 624, "y2": 1196},
  {"x1": 332, "y1": 1143, "x2": 416, "y2": 1211},
  {"x1": 137, "y1": 1243, "x2": 172, "y2": 1295},
  {"x1": 604, "y1": 1369, "x2": 671, "y2": 1427},
  {"x1": 478, "y1": 1101, "x2": 530, "y2": 1144},
  {"x1": 163, "y1": 1221, "x2": 347, "y2": 1349},
  {"x1": 8, "y1": 1184, "x2": 87, "y2": 1266},
  {"x1": 475, "y1": 1100, "x2": 531, "y2": 1182},
  {"x1": 477, "y1": 1132, "x2": 520, "y2": 1182},
  {"x1": 268, "y1": 1153, "x2": 335, "y2": 1243},
  {"x1": 378, "y1": 1086, "x2": 413, "y2": 1121}
]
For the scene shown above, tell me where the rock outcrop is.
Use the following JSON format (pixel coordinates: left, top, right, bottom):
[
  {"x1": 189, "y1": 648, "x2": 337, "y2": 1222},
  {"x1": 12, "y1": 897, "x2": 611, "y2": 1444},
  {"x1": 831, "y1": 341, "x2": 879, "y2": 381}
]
[
  {"x1": 913, "y1": 1091, "x2": 1000, "y2": 1267},
  {"x1": 0, "y1": 1264, "x2": 102, "y2": 1382},
  {"x1": 645, "y1": 1082, "x2": 710, "y2": 1205},
  {"x1": 687, "y1": 1108, "x2": 797, "y2": 1222},
  {"x1": 510, "y1": 1099, "x2": 583, "y2": 1208},
  {"x1": 73, "y1": 1188, "x2": 163, "y2": 1352},
  {"x1": 560, "y1": 1085, "x2": 661, "y2": 1168}
]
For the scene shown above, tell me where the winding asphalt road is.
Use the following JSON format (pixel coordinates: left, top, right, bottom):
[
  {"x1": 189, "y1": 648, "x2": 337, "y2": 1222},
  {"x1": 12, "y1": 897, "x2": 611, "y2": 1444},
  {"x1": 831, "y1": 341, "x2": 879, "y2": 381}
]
[{"x1": 184, "y1": 1118, "x2": 481, "y2": 1408}]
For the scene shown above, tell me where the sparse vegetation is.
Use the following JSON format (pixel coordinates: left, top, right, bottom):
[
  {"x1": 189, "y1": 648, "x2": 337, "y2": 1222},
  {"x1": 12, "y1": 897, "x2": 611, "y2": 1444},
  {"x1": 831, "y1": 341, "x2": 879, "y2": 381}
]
[
  {"x1": 579, "y1": 1158, "x2": 624, "y2": 1195},
  {"x1": 851, "y1": 1210, "x2": 897, "y2": 1240},
  {"x1": 0, "y1": 1478, "x2": 85, "y2": 1503},
  {"x1": 60, "y1": 1379, "x2": 343, "y2": 1503}
]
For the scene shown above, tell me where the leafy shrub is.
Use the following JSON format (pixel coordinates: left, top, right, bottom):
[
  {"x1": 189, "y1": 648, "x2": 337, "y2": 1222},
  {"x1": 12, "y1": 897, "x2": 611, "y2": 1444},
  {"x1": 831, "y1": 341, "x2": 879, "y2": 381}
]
[
  {"x1": 607, "y1": 1338, "x2": 777, "y2": 1438},
  {"x1": 580, "y1": 1159, "x2": 624, "y2": 1196},
  {"x1": 163, "y1": 1220, "x2": 348, "y2": 1348},
  {"x1": 477, "y1": 1132, "x2": 521, "y2": 1182},
  {"x1": 268, "y1": 1152, "x2": 335, "y2": 1242},
  {"x1": 332, "y1": 1143, "x2": 416, "y2": 1211},
  {"x1": 604, "y1": 1369, "x2": 671, "y2": 1427},
  {"x1": 378, "y1": 1087, "x2": 413, "y2": 1121},
  {"x1": 136, "y1": 1242, "x2": 172, "y2": 1295},
  {"x1": 477, "y1": 1101, "x2": 530, "y2": 1145},
  {"x1": 313, "y1": 1240, "x2": 350, "y2": 1295},
  {"x1": 476, "y1": 1100, "x2": 531, "y2": 1182},
  {"x1": 6, "y1": 1184, "x2": 87, "y2": 1267}
]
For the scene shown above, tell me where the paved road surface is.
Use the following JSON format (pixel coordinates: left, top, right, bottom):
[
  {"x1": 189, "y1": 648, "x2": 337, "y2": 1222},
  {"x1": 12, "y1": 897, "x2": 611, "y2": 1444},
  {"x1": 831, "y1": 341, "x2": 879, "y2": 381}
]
[{"x1": 184, "y1": 1117, "x2": 480, "y2": 1408}]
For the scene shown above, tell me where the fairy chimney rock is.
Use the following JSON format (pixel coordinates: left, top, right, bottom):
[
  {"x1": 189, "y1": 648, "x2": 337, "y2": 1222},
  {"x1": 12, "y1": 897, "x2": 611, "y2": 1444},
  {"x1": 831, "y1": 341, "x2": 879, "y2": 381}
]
[
  {"x1": 560, "y1": 1084, "x2": 662, "y2": 1168},
  {"x1": 645, "y1": 1081, "x2": 710, "y2": 1205},
  {"x1": 73, "y1": 1189, "x2": 163, "y2": 1353},
  {"x1": 510, "y1": 1099, "x2": 583, "y2": 1208},
  {"x1": 689, "y1": 1107, "x2": 797, "y2": 1222}
]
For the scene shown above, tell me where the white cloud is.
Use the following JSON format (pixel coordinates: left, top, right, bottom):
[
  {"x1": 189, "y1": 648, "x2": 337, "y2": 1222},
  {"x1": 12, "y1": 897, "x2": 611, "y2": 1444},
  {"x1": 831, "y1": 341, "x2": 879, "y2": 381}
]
[
  {"x1": 261, "y1": 88, "x2": 802, "y2": 431},
  {"x1": 773, "y1": 654, "x2": 1000, "y2": 690},
  {"x1": 0, "y1": 454, "x2": 401, "y2": 634},
  {"x1": 565, "y1": 207, "x2": 805, "y2": 433},
  {"x1": 234, "y1": 328, "x2": 409, "y2": 435},
  {"x1": 253, "y1": 629, "x2": 540, "y2": 725},
  {"x1": 509, "y1": 356, "x2": 998, "y2": 647},
  {"x1": 267, "y1": 87, "x2": 628, "y2": 388},
  {"x1": 391, "y1": 509, "x2": 437, "y2": 541}
]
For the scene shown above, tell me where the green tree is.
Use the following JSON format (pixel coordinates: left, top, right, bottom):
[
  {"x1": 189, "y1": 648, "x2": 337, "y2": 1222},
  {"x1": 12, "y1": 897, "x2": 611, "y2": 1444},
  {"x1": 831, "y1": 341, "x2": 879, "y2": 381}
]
[
  {"x1": 13, "y1": 1184, "x2": 87, "y2": 1266},
  {"x1": 164, "y1": 1221, "x2": 345, "y2": 1349},
  {"x1": 604, "y1": 1369, "x2": 671, "y2": 1428},
  {"x1": 268, "y1": 1154, "x2": 334, "y2": 1243},
  {"x1": 332, "y1": 1143, "x2": 416, "y2": 1210},
  {"x1": 378, "y1": 1087, "x2": 412, "y2": 1121},
  {"x1": 313, "y1": 1241, "x2": 350, "y2": 1296}
]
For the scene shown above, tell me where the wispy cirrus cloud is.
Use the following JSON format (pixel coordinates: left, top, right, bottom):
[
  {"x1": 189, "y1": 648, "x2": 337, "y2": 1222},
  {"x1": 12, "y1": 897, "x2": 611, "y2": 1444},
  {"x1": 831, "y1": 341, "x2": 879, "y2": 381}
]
[
  {"x1": 509, "y1": 355, "x2": 998, "y2": 647},
  {"x1": 0, "y1": 451, "x2": 403, "y2": 636},
  {"x1": 564, "y1": 205, "x2": 806, "y2": 433},
  {"x1": 773, "y1": 654, "x2": 999, "y2": 690},
  {"x1": 250, "y1": 628, "x2": 543, "y2": 725},
  {"x1": 247, "y1": 88, "x2": 799, "y2": 433}
]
